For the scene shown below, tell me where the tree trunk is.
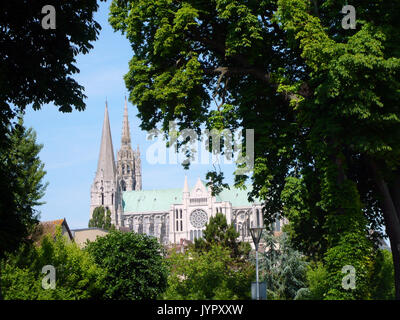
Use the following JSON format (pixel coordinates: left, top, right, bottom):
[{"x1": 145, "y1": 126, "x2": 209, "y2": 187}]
[{"x1": 367, "y1": 157, "x2": 400, "y2": 299}]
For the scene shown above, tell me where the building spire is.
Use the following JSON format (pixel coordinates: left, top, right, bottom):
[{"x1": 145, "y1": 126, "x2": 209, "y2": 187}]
[
  {"x1": 183, "y1": 175, "x2": 189, "y2": 193},
  {"x1": 96, "y1": 102, "x2": 116, "y2": 181},
  {"x1": 121, "y1": 96, "x2": 131, "y2": 146}
]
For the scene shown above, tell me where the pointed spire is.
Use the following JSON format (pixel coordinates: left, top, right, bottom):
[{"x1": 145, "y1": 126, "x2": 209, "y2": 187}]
[
  {"x1": 183, "y1": 175, "x2": 189, "y2": 193},
  {"x1": 96, "y1": 102, "x2": 116, "y2": 181},
  {"x1": 121, "y1": 96, "x2": 131, "y2": 146}
]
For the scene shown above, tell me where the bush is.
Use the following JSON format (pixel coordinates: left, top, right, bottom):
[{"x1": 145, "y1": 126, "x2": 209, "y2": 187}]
[
  {"x1": 86, "y1": 230, "x2": 168, "y2": 299},
  {"x1": 163, "y1": 244, "x2": 254, "y2": 300}
]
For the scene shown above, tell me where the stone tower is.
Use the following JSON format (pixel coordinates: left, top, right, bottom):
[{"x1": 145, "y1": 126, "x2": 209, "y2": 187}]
[
  {"x1": 90, "y1": 101, "x2": 120, "y2": 226},
  {"x1": 116, "y1": 97, "x2": 136, "y2": 192},
  {"x1": 116, "y1": 97, "x2": 142, "y2": 192}
]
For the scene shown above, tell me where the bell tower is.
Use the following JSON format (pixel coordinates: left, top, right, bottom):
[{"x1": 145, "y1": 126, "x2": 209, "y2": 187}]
[
  {"x1": 116, "y1": 97, "x2": 141, "y2": 191},
  {"x1": 90, "y1": 101, "x2": 120, "y2": 226}
]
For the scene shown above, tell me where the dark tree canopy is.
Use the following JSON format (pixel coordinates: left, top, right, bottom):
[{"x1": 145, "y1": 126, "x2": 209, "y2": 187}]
[
  {"x1": 0, "y1": 0, "x2": 104, "y2": 258},
  {"x1": 0, "y1": 0, "x2": 104, "y2": 115}
]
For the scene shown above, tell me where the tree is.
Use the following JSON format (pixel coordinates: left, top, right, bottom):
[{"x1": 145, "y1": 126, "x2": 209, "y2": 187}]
[
  {"x1": 0, "y1": 226, "x2": 105, "y2": 300},
  {"x1": 88, "y1": 206, "x2": 114, "y2": 231},
  {"x1": 0, "y1": 0, "x2": 104, "y2": 259},
  {"x1": 255, "y1": 232, "x2": 309, "y2": 300},
  {"x1": 194, "y1": 212, "x2": 251, "y2": 259},
  {"x1": 109, "y1": 0, "x2": 400, "y2": 298},
  {"x1": 0, "y1": 118, "x2": 48, "y2": 258},
  {"x1": 163, "y1": 244, "x2": 254, "y2": 300},
  {"x1": 86, "y1": 230, "x2": 169, "y2": 299}
]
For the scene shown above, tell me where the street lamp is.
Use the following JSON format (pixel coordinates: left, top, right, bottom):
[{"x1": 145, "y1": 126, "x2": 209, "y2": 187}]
[{"x1": 249, "y1": 226, "x2": 264, "y2": 300}]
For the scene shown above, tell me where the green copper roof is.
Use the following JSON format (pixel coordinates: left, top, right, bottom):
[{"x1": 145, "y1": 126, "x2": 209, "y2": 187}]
[
  {"x1": 217, "y1": 187, "x2": 256, "y2": 207},
  {"x1": 123, "y1": 188, "x2": 183, "y2": 213},
  {"x1": 122, "y1": 185, "x2": 258, "y2": 213}
]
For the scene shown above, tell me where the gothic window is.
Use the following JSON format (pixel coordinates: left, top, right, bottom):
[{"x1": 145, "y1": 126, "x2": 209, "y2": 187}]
[
  {"x1": 180, "y1": 220, "x2": 183, "y2": 231},
  {"x1": 111, "y1": 194, "x2": 113, "y2": 205},
  {"x1": 190, "y1": 209, "x2": 208, "y2": 228},
  {"x1": 256, "y1": 209, "x2": 260, "y2": 227},
  {"x1": 121, "y1": 180, "x2": 126, "y2": 192},
  {"x1": 101, "y1": 193, "x2": 104, "y2": 205},
  {"x1": 122, "y1": 164, "x2": 125, "y2": 175},
  {"x1": 127, "y1": 165, "x2": 130, "y2": 174},
  {"x1": 190, "y1": 230, "x2": 193, "y2": 241}
]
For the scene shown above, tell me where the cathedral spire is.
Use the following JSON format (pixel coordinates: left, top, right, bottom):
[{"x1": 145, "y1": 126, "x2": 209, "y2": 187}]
[
  {"x1": 96, "y1": 101, "x2": 116, "y2": 181},
  {"x1": 183, "y1": 175, "x2": 189, "y2": 193},
  {"x1": 121, "y1": 96, "x2": 131, "y2": 146}
]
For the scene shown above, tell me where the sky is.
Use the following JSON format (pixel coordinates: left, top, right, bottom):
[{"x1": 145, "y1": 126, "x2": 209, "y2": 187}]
[{"x1": 24, "y1": 0, "x2": 237, "y2": 229}]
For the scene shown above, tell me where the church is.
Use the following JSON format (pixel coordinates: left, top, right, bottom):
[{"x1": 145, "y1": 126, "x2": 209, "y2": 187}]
[{"x1": 90, "y1": 99, "x2": 281, "y2": 245}]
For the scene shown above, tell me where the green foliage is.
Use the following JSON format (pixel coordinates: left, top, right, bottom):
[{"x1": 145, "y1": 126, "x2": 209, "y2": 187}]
[
  {"x1": 86, "y1": 230, "x2": 168, "y2": 300},
  {"x1": 1, "y1": 226, "x2": 105, "y2": 300},
  {"x1": 0, "y1": 118, "x2": 48, "y2": 259},
  {"x1": 302, "y1": 248, "x2": 394, "y2": 300},
  {"x1": 163, "y1": 244, "x2": 254, "y2": 300},
  {"x1": 0, "y1": 0, "x2": 103, "y2": 260},
  {"x1": 194, "y1": 212, "x2": 251, "y2": 259},
  {"x1": 110, "y1": 0, "x2": 400, "y2": 297},
  {"x1": 255, "y1": 232, "x2": 308, "y2": 300},
  {"x1": 88, "y1": 206, "x2": 115, "y2": 231},
  {"x1": 369, "y1": 249, "x2": 395, "y2": 300}
]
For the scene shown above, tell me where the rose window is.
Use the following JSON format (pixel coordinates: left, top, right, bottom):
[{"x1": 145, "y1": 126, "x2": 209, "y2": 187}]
[{"x1": 190, "y1": 209, "x2": 208, "y2": 228}]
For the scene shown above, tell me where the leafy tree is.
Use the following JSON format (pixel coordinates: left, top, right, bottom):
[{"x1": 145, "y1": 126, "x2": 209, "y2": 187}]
[
  {"x1": 0, "y1": 118, "x2": 48, "y2": 258},
  {"x1": 0, "y1": 226, "x2": 105, "y2": 300},
  {"x1": 194, "y1": 212, "x2": 251, "y2": 259},
  {"x1": 0, "y1": 118, "x2": 48, "y2": 299},
  {"x1": 86, "y1": 230, "x2": 168, "y2": 300},
  {"x1": 254, "y1": 232, "x2": 308, "y2": 300},
  {"x1": 0, "y1": 0, "x2": 104, "y2": 260},
  {"x1": 300, "y1": 248, "x2": 395, "y2": 300},
  {"x1": 369, "y1": 249, "x2": 396, "y2": 300},
  {"x1": 109, "y1": 0, "x2": 400, "y2": 298},
  {"x1": 88, "y1": 206, "x2": 115, "y2": 231},
  {"x1": 163, "y1": 244, "x2": 254, "y2": 300}
]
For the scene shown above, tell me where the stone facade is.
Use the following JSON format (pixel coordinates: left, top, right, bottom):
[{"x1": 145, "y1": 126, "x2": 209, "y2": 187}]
[{"x1": 90, "y1": 100, "x2": 282, "y2": 245}]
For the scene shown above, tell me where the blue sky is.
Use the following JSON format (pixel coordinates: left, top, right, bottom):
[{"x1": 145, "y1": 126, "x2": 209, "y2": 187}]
[{"x1": 24, "y1": 0, "x2": 237, "y2": 229}]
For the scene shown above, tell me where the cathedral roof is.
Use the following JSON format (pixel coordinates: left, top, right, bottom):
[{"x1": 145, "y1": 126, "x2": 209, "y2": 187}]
[
  {"x1": 123, "y1": 188, "x2": 183, "y2": 213},
  {"x1": 122, "y1": 185, "x2": 258, "y2": 213}
]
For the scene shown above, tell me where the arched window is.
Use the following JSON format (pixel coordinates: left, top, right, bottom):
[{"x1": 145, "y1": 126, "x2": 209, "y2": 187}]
[
  {"x1": 121, "y1": 180, "x2": 126, "y2": 192},
  {"x1": 127, "y1": 165, "x2": 130, "y2": 174},
  {"x1": 190, "y1": 230, "x2": 193, "y2": 241},
  {"x1": 122, "y1": 164, "x2": 125, "y2": 175},
  {"x1": 101, "y1": 193, "x2": 104, "y2": 205}
]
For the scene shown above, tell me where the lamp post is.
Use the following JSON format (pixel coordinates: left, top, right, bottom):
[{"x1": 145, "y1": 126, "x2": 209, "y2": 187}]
[{"x1": 249, "y1": 226, "x2": 264, "y2": 300}]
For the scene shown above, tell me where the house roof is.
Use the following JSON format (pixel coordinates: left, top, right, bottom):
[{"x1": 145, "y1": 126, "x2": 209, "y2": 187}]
[{"x1": 31, "y1": 218, "x2": 73, "y2": 244}]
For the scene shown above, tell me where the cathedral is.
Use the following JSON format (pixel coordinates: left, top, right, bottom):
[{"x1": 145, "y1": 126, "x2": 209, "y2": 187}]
[{"x1": 90, "y1": 99, "x2": 281, "y2": 245}]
